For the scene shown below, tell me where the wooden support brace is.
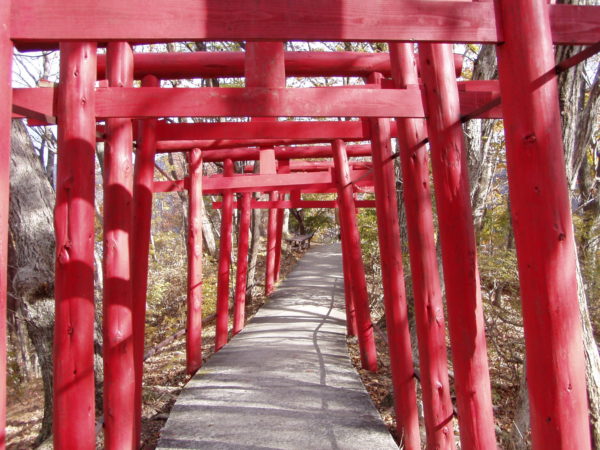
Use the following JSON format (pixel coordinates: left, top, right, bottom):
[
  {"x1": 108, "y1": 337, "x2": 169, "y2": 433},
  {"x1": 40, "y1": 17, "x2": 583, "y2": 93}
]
[
  {"x1": 333, "y1": 140, "x2": 377, "y2": 372},
  {"x1": 389, "y1": 42, "x2": 455, "y2": 449},
  {"x1": 54, "y1": 42, "x2": 97, "y2": 449},
  {"x1": 215, "y1": 159, "x2": 234, "y2": 352},
  {"x1": 103, "y1": 41, "x2": 135, "y2": 450},
  {"x1": 131, "y1": 74, "x2": 159, "y2": 446},
  {"x1": 368, "y1": 80, "x2": 420, "y2": 448},
  {"x1": 419, "y1": 42, "x2": 496, "y2": 448},
  {"x1": 187, "y1": 148, "x2": 204, "y2": 369},
  {"x1": 497, "y1": 0, "x2": 591, "y2": 446}
]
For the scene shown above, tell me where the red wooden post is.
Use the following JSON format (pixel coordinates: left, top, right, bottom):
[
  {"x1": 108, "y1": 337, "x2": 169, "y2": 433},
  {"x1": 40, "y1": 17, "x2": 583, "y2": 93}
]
[
  {"x1": 389, "y1": 43, "x2": 456, "y2": 449},
  {"x1": 187, "y1": 147, "x2": 204, "y2": 371},
  {"x1": 367, "y1": 90, "x2": 420, "y2": 447},
  {"x1": 496, "y1": 0, "x2": 591, "y2": 446},
  {"x1": 245, "y1": 42, "x2": 285, "y2": 296},
  {"x1": 215, "y1": 158, "x2": 234, "y2": 351},
  {"x1": 419, "y1": 43, "x2": 496, "y2": 448},
  {"x1": 233, "y1": 192, "x2": 252, "y2": 335},
  {"x1": 332, "y1": 139, "x2": 377, "y2": 371},
  {"x1": 55, "y1": 42, "x2": 97, "y2": 449},
  {"x1": 131, "y1": 74, "x2": 159, "y2": 446},
  {"x1": 103, "y1": 41, "x2": 135, "y2": 449},
  {"x1": 265, "y1": 191, "x2": 279, "y2": 296},
  {"x1": 0, "y1": 3, "x2": 11, "y2": 446},
  {"x1": 273, "y1": 160, "x2": 289, "y2": 282},
  {"x1": 339, "y1": 232, "x2": 357, "y2": 337}
]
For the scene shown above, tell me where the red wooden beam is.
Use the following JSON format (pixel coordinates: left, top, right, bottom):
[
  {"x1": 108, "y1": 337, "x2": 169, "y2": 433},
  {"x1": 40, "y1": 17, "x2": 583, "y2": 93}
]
[
  {"x1": 389, "y1": 43, "x2": 455, "y2": 449},
  {"x1": 155, "y1": 120, "x2": 372, "y2": 142},
  {"x1": 0, "y1": 3, "x2": 11, "y2": 446},
  {"x1": 201, "y1": 144, "x2": 372, "y2": 163},
  {"x1": 369, "y1": 108, "x2": 420, "y2": 447},
  {"x1": 497, "y1": 0, "x2": 591, "y2": 446},
  {"x1": 215, "y1": 159, "x2": 234, "y2": 351},
  {"x1": 153, "y1": 169, "x2": 374, "y2": 195},
  {"x1": 419, "y1": 43, "x2": 496, "y2": 448},
  {"x1": 12, "y1": 84, "x2": 502, "y2": 126},
  {"x1": 94, "y1": 86, "x2": 425, "y2": 119},
  {"x1": 131, "y1": 74, "x2": 159, "y2": 447},
  {"x1": 232, "y1": 192, "x2": 251, "y2": 335},
  {"x1": 186, "y1": 148, "x2": 204, "y2": 371},
  {"x1": 103, "y1": 42, "x2": 135, "y2": 450},
  {"x1": 333, "y1": 140, "x2": 377, "y2": 372},
  {"x1": 96, "y1": 51, "x2": 464, "y2": 79},
  {"x1": 212, "y1": 199, "x2": 376, "y2": 209},
  {"x1": 10, "y1": 1, "x2": 600, "y2": 45},
  {"x1": 243, "y1": 161, "x2": 371, "y2": 173},
  {"x1": 54, "y1": 42, "x2": 97, "y2": 449}
]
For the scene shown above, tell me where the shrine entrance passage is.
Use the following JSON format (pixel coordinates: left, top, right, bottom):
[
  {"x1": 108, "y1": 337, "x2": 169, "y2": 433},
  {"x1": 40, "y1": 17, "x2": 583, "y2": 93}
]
[{"x1": 157, "y1": 244, "x2": 396, "y2": 450}]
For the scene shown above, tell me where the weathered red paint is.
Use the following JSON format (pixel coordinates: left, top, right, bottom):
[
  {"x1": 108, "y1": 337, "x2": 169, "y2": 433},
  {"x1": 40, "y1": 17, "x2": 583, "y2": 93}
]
[
  {"x1": 54, "y1": 42, "x2": 97, "y2": 449},
  {"x1": 332, "y1": 140, "x2": 377, "y2": 372},
  {"x1": 339, "y1": 231, "x2": 357, "y2": 337},
  {"x1": 419, "y1": 43, "x2": 496, "y2": 448},
  {"x1": 103, "y1": 41, "x2": 135, "y2": 450},
  {"x1": 497, "y1": 0, "x2": 591, "y2": 446},
  {"x1": 273, "y1": 161, "x2": 289, "y2": 282},
  {"x1": 215, "y1": 159, "x2": 234, "y2": 352},
  {"x1": 265, "y1": 190, "x2": 279, "y2": 296},
  {"x1": 131, "y1": 74, "x2": 159, "y2": 446},
  {"x1": 212, "y1": 199, "x2": 376, "y2": 210},
  {"x1": 389, "y1": 42, "x2": 455, "y2": 449},
  {"x1": 369, "y1": 106, "x2": 420, "y2": 448},
  {"x1": 0, "y1": 3, "x2": 11, "y2": 446},
  {"x1": 11, "y1": 1, "x2": 599, "y2": 46},
  {"x1": 96, "y1": 51, "x2": 464, "y2": 79},
  {"x1": 233, "y1": 192, "x2": 252, "y2": 335},
  {"x1": 187, "y1": 148, "x2": 204, "y2": 370}
]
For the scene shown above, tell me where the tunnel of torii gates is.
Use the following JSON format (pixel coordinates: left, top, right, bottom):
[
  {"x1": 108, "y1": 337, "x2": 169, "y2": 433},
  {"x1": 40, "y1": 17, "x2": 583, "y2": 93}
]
[{"x1": 0, "y1": 0, "x2": 599, "y2": 449}]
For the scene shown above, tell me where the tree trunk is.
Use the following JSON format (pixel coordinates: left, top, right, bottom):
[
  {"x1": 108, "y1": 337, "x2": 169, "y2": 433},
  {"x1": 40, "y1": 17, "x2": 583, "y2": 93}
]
[
  {"x1": 8, "y1": 120, "x2": 56, "y2": 445},
  {"x1": 464, "y1": 44, "x2": 499, "y2": 234}
]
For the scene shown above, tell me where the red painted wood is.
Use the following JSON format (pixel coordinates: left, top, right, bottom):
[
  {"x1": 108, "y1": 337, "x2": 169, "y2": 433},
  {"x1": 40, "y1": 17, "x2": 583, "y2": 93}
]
[
  {"x1": 131, "y1": 74, "x2": 159, "y2": 447},
  {"x1": 12, "y1": 84, "x2": 503, "y2": 126},
  {"x1": 215, "y1": 159, "x2": 234, "y2": 352},
  {"x1": 244, "y1": 161, "x2": 371, "y2": 173},
  {"x1": 332, "y1": 140, "x2": 377, "y2": 372},
  {"x1": 419, "y1": 43, "x2": 496, "y2": 448},
  {"x1": 152, "y1": 169, "x2": 374, "y2": 195},
  {"x1": 157, "y1": 141, "x2": 373, "y2": 157},
  {"x1": 12, "y1": 2, "x2": 599, "y2": 47},
  {"x1": 103, "y1": 42, "x2": 135, "y2": 450},
  {"x1": 186, "y1": 148, "x2": 204, "y2": 371},
  {"x1": 389, "y1": 43, "x2": 455, "y2": 449},
  {"x1": 246, "y1": 42, "x2": 286, "y2": 296},
  {"x1": 339, "y1": 231, "x2": 357, "y2": 337},
  {"x1": 94, "y1": 86, "x2": 425, "y2": 119},
  {"x1": 273, "y1": 161, "x2": 289, "y2": 282},
  {"x1": 0, "y1": 3, "x2": 11, "y2": 446},
  {"x1": 233, "y1": 192, "x2": 251, "y2": 335},
  {"x1": 369, "y1": 108, "x2": 420, "y2": 449},
  {"x1": 11, "y1": 1, "x2": 500, "y2": 44},
  {"x1": 212, "y1": 199, "x2": 376, "y2": 210},
  {"x1": 96, "y1": 51, "x2": 464, "y2": 79},
  {"x1": 155, "y1": 120, "x2": 371, "y2": 141},
  {"x1": 497, "y1": 0, "x2": 591, "y2": 446},
  {"x1": 54, "y1": 42, "x2": 97, "y2": 449}
]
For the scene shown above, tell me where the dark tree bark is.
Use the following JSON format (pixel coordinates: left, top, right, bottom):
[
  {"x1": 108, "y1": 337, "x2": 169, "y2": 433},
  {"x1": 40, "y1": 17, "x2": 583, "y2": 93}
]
[{"x1": 8, "y1": 120, "x2": 56, "y2": 445}]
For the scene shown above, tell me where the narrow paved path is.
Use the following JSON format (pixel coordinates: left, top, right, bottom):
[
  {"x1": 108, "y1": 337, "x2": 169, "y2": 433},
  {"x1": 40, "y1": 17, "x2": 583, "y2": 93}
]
[{"x1": 158, "y1": 243, "x2": 397, "y2": 449}]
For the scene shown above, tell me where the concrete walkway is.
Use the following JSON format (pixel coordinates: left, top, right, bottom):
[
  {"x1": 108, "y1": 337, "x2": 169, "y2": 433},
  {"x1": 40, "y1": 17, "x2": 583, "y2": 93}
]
[{"x1": 158, "y1": 243, "x2": 397, "y2": 449}]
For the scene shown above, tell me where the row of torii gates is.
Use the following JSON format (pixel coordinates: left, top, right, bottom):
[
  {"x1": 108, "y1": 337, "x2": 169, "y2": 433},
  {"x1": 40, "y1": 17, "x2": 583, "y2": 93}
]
[{"x1": 0, "y1": 1, "x2": 599, "y2": 449}]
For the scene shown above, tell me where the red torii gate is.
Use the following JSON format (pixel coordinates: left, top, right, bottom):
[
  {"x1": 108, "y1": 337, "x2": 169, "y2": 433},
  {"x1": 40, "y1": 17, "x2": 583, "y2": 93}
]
[{"x1": 0, "y1": 0, "x2": 598, "y2": 449}]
